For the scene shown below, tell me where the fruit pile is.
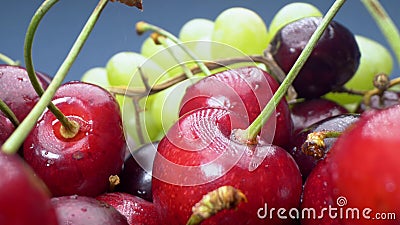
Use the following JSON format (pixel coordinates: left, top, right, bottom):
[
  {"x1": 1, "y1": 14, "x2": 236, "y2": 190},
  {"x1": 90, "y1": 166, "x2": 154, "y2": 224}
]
[{"x1": 1, "y1": 0, "x2": 399, "y2": 225}]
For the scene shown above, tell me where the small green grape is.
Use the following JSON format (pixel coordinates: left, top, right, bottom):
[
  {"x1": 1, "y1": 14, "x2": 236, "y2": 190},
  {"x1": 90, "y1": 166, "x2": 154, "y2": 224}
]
[
  {"x1": 267, "y1": 2, "x2": 322, "y2": 45},
  {"x1": 81, "y1": 67, "x2": 110, "y2": 88},
  {"x1": 211, "y1": 7, "x2": 268, "y2": 59}
]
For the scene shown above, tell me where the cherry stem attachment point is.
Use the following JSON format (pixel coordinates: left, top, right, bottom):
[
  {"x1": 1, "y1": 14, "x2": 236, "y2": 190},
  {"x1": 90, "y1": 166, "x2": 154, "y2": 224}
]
[
  {"x1": 23, "y1": 0, "x2": 79, "y2": 138},
  {"x1": 186, "y1": 186, "x2": 247, "y2": 225},
  {"x1": 361, "y1": 0, "x2": 400, "y2": 66},
  {"x1": 0, "y1": 99, "x2": 20, "y2": 128},
  {"x1": 236, "y1": 0, "x2": 347, "y2": 143},
  {"x1": 1, "y1": 0, "x2": 109, "y2": 154},
  {"x1": 136, "y1": 21, "x2": 212, "y2": 76},
  {"x1": 302, "y1": 130, "x2": 342, "y2": 159}
]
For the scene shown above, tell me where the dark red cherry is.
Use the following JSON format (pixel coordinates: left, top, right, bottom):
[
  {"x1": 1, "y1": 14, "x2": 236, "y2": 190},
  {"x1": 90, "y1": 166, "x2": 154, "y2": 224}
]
[
  {"x1": 0, "y1": 115, "x2": 14, "y2": 146},
  {"x1": 179, "y1": 66, "x2": 293, "y2": 148},
  {"x1": 290, "y1": 98, "x2": 348, "y2": 134},
  {"x1": 269, "y1": 17, "x2": 360, "y2": 98},
  {"x1": 51, "y1": 195, "x2": 128, "y2": 225},
  {"x1": 117, "y1": 142, "x2": 158, "y2": 202},
  {"x1": 0, "y1": 65, "x2": 51, "y2": 121},
  {"x1": 152, "y1": 107, "x2": 302, "y2": 225},
  {"x1": 289, "y1": 113, "x2": 359, "y2": 180},
  {"x1": 23, "y1": 81, "x2": 125, "y2": 197},
  {"x1": 357, "y1": 91, "x2": 400, "y2": 113},
  {"x1": 96, "y1": 192, "x2": 160, "y2": 225},
  {"x1": 0, "y1": 151, "x2": 59, "y2": 225}
]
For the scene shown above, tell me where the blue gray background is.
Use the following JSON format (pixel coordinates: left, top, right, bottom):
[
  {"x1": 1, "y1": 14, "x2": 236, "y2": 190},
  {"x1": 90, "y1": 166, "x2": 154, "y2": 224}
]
[{"x1": 1, "y1": 0, "x2": 399, "y2": 81}]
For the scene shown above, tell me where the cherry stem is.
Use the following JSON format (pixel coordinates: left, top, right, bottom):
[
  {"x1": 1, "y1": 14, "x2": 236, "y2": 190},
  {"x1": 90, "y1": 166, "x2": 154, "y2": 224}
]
[
  {"x1": 136, "y1": 21, "x2": 212, "y2": 76},
  {"x1": 0, "y1": 53, "x2": 19, "y2": 66},
  {"x1": 238, "y1": 0, "x2": 347, "y2": 143},
  {"x1": 23, "y1": 0, "x2": 79, "y2": 138},
  {"x1": 301, "y1": 130, "x2": 342, "y2": 159},
  {"x1": 153, "y1": 33, "x2": 195, "y2": 78},
  {"x1": 1, "y1": 0, "x2": 109, "y2": 154},
  {"x1": 0, "y1": 99, "x2": 20, "y2": 127},
  {"x1": 186, "y1": 186, "x2": 247, "y2": 225},
  {"x1": 361, "y1": 0, "x2": 400, "y2": 65}
]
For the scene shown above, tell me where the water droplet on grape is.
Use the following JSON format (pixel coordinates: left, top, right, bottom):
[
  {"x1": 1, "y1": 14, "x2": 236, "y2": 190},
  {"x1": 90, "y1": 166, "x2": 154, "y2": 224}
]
[{"x1": 45, "y1": 159, "x2": 54, "y2": 167}]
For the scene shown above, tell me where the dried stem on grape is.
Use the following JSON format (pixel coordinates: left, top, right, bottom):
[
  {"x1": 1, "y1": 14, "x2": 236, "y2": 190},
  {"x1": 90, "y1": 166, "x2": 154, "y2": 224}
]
[
  {"x1": 136, "y1": 21, "x2": 212, "y2": 76},
  {"x1": 301, "y1": 131, "x2": 342, "y2": 159},
  {"x1": 363, "y1": 75, "x2": 400, "y2": 107}
]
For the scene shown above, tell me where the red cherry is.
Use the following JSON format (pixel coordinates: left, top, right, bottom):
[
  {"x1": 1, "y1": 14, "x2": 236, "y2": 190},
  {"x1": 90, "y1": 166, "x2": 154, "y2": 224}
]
[
  {"x1": 0, "y1": 151, "x2": 59, "y2": 225},
  {"x1": 51, "y1": 195, "x2": 128, "y2": 225},
  {"x1": 179, "y1": 66, "x2": 293, "y2": 149},
  {"x1": 96, "y1": 192, "x2": 160, "y2": 225},
  {"x1": 152, "y1": 107, "x2": 302, "y2": 224},
  {"x1": 302, "y1": 105, "x2": 400, "y2": 225},
  {"x1": 23, "y1": 81, "x2": 125, "y2": 197},
  {"x1": 290, "y1": 98, "x2": 348, "y2": 134},
  {"x1": 0, "y1": 65, "x2": 50, "y2": 121},
  {"x1": 0, "y1": 115, "x2": 14, "y2": 146}
]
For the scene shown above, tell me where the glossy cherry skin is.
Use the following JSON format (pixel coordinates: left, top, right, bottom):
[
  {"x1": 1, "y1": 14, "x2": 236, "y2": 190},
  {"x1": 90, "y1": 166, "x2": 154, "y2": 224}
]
[
  {"x1": 23, "y1": 81, "x2": 125, "y2": 197},
  {"x1": 289, "y1": 114, "x2": 359, "y2": 180},
  {"x1": 179, "y1": 66, "x2": 293, "y2": 149},
  {"x1": 0, "y1": 115, "x2": 14, "y2": 146},
  {"x1": 117, "y1": 142, "x2": 158, "y2": 202},
  {"x1": 152, "y1": 107, "x2": 302, "y2": 225},
  {"x1": 0, "y1": 151, "x2": 59, "y2": 225},
  {"x1": 96, "y1": 192, "x2": 160, "y2": 225},
  {"x1": 290, "y1": 98, "x2": 348, "y2": 134},
  {"x1": 51, "y1": 195, "x2": 128, "y2": 225},
  {"x1": 0, "y1": 65, "x2": 50, "y2": 121},
  {"x1": 269, "y1": 17, "x2": 360, "y2": 98},
  {"x1": 300, "y1": 159, "x2": 341, "y2": 225},
  {"x1": 303, "y1": 105, "x2": 400, "y2": 225}
]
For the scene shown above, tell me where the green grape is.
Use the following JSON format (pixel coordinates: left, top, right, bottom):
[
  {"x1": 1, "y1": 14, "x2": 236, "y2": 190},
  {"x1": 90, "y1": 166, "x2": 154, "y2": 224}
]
[
  {"x1": 81, "y1": 67, "x2": 110, "y2": 88},
  {"x1": 179, "y1": 18, "x2": 214, "y2": 61},
  {"x1": 211, "y1": 7, "x2": 268, "y2": 59},
  {"x1": 179, "y1": 18, "x2": 214, "y2": 42},
  {"x1": 106, "y1": 51, "x2": 167, "y2": 88},
  {"x1": 120, "y1": 95, "x2": 162, "y2": 147},
  {"x1": 267, "y1": 2, "x2": 322, "y2": 45},
  {"x1": 324, "y1": 35, "x2": 394, "y2": 112},
  {"x1": 150, "y1": 75, "x2": 203, "y2": 136}
]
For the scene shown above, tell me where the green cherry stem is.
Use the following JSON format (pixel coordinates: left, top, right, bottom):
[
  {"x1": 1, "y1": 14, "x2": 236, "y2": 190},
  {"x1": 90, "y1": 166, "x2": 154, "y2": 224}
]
[
  {"x1": 361, "y1": 0, "x2": 400, "y2": 65},
  {"x1": 1, "y1": 0, "x2": 109, "y2": 154},
  {"x1": 0, "y1": 53, "x2": 19, "y2": 66},
  {"x1": 0, "y1": 99, "x2": 20, "y2": 127},
  {"x1": 237, "y1": 0, "x2": 347, "y2": 143},
  {"x1": 136, "y1": 21, "x2": 212, "y2": 76},
  {"x1": 23, "y1": 0, "x2": 78, "y2": 137}
]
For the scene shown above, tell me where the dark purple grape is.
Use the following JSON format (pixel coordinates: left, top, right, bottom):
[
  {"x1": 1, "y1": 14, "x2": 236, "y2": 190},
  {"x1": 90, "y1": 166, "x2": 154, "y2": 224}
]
[
  {"x1": 357, "y1": 91, "x2": 400, "y2": 113},
  {"x1": 269, "y1": 17, "x2": 360, "y2": 99},
  {"x1": 0, "y1": 115, "x2": 14, "y2": 146},
  {"x1": 117, "y1": 142, "x2": 158, "y2": 202},
  {"x1": 290, "y1": 98, "x2": 348, "y2": 134},
  {"x1": 289, "y1": 113, "x2": 360, "y2": 180}
]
